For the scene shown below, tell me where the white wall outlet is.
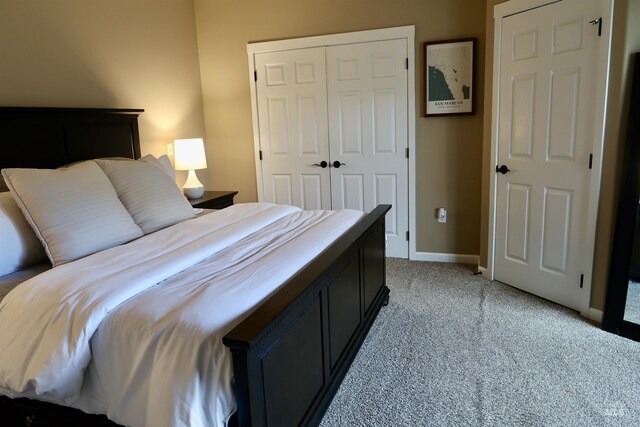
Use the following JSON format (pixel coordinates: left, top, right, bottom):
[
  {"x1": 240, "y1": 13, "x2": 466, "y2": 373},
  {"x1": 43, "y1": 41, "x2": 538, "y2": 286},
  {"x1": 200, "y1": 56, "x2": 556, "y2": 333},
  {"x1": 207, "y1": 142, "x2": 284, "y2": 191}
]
[
  {"x1": 437, "y1": 207, "x2": 447, "y2": 223},
  {"x1": 167, "y1": 143, "x2": 174, "y2": 157}
]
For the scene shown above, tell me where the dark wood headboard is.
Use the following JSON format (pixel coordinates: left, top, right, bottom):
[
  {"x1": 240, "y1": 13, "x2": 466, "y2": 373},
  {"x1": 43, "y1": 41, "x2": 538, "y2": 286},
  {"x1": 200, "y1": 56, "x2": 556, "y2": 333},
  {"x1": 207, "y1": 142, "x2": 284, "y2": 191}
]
[{"x1": 0, "y1": 107, "x2": 143, "y2": 171}]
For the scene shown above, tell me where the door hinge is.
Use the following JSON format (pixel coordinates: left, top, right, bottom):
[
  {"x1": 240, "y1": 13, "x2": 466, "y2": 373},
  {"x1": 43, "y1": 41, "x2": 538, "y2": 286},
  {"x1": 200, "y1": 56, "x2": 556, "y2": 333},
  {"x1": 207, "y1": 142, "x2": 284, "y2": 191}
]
[
  {"x1": 259, "y1": 150, "x2": 263, "y2": 160},
  {"x1": 406, "y1": 231, "x2": 409, "y2": 241},
  {"x1": 580, "y1": 274, "x2": 584, "y2": 288},
  {"x1": 405, "y1": 58, "x2": 409, "y2": 70},
  {"x1": 406, "y1": 147, "x2": 409, "y2": 159},
  {"x1": 254, "y1": 70, "x2": 258, "y2": 81},
  {"x1": 589, "y1": 153, "x2": 593, "y2": 169},
  {"x1": 590, "y1": 17, "x2": 602, "y2": 37}
]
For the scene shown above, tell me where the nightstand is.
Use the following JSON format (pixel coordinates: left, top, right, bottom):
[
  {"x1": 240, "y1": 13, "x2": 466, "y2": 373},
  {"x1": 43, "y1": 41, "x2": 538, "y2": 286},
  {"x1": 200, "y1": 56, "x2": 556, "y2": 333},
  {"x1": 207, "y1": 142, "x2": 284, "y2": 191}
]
[{"x1": 189, "y1": 191, "x2": 238, "y2": 210}]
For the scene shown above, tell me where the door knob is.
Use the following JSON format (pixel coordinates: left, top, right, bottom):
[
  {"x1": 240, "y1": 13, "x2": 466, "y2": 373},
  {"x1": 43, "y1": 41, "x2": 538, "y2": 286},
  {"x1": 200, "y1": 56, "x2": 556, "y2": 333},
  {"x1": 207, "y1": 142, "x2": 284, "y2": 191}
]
[
  {"x1": 312, "y1": 161, "x2": 328, "y2": 168},
  {"x1": 495, "y1": 164, "x2": 510, "y2": 174},
  {"x1": 333, "y1": 161, "x2": 346, "y2": 168}
]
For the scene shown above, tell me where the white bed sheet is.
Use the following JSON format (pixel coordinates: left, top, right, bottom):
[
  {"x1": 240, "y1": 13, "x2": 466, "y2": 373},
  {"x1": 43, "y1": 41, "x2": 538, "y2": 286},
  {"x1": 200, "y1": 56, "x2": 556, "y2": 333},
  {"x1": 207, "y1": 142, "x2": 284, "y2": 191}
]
[{"x1": 0, "y1": 203, "x2": 364, "y2": 427}]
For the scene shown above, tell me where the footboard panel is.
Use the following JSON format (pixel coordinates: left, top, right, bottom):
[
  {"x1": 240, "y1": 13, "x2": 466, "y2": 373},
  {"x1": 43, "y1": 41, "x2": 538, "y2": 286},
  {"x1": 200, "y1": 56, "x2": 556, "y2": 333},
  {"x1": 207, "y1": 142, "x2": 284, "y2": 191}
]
[
  {"x1": 224, "y1": 204, "x2": 391, "y2": 426},
  {"x1": 328, "y1": 252, "x2": 362, "y2": 369},
  {"x1": 261, "y1": 297, "x2": 324, "y2": 426}
]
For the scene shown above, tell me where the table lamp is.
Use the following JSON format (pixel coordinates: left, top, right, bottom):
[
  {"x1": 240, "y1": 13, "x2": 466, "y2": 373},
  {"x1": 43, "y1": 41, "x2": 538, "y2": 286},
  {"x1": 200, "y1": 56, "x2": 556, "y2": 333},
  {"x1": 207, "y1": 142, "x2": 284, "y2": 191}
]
[{"x1": 174, "y1": 138, "x2": 207, "y2": 199}]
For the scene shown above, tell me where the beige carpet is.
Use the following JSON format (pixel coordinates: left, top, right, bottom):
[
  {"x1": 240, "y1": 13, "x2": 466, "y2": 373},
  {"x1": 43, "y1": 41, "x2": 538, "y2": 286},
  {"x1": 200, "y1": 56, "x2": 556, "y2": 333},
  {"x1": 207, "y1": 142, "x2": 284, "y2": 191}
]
[{"x1": 320, "y1": 259, "x2": 640, "y2": 426}]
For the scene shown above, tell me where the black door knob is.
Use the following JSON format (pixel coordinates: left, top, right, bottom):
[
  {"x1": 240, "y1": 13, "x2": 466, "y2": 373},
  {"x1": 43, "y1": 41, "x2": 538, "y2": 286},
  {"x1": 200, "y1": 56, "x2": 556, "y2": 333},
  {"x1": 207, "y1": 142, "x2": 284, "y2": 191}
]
[
  {"x1": 333, "y1": 161, "x2": 346, "y2": 168},
  {"x1": 312, "y1": 161, "x2": 328, "y2": 168},
  {"x1": 496, "y1": 164, "x2": 510, "y2": 174}
]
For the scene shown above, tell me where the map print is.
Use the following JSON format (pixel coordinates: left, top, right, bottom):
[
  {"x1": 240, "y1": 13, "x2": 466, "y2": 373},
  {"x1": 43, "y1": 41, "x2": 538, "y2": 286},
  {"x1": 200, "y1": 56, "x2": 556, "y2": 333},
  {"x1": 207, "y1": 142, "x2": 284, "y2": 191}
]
[{"x1": 426, "y1": 41, "x2": 473, "y2": 115}]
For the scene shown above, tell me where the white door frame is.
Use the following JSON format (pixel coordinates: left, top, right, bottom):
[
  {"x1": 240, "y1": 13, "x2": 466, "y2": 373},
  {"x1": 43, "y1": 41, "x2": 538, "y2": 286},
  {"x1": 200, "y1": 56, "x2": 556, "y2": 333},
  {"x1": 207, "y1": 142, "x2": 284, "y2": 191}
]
[
  {"x1": 487, "y1": 0, "x2": 614, "y2": 316},
  {"x1": 247, "y1": 25, "x2": 417, "y2": 259}
]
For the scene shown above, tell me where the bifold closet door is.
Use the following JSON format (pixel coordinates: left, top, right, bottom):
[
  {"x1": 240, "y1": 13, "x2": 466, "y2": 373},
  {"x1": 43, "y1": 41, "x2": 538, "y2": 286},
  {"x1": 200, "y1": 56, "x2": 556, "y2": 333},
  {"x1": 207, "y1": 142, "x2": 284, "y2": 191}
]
[
  {"x1": 326, "y1": 39, "x2": 408, "y2": 257},
  {"x1": 255, "y1": 47, "x2": 331, "y2": 210}
]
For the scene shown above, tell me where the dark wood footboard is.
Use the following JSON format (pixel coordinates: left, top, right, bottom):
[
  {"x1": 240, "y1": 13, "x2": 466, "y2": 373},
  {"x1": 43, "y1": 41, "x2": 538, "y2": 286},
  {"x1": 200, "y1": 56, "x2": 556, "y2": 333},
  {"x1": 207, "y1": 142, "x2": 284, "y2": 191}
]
[{"x1": 223, "y1": 204, "x2": 391, "y2": 426}]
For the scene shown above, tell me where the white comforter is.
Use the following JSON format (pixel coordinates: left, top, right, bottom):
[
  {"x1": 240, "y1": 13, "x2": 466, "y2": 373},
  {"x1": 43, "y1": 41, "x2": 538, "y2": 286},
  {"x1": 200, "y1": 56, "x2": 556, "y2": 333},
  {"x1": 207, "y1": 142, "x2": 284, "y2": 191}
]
[{"x1": 0, "y1": 203, "x2": 364, "y2": 427}]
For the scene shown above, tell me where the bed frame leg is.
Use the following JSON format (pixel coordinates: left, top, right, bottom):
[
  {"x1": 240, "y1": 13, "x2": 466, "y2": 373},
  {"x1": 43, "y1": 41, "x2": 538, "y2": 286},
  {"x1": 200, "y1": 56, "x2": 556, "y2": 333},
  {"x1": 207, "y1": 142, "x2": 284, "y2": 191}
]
[{"x1": 383, "y1": 295, "x2": 390, "y2": 306}]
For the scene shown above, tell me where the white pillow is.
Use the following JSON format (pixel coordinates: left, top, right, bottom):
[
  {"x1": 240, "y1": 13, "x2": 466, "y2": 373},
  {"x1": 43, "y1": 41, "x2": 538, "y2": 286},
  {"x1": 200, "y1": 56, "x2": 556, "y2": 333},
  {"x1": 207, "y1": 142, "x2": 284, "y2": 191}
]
[
  {"x1": 139, "y1": 154, "x2": 176, "y2": 186},
  {"x1": 0, "y1": 192, "x2": 47, "y2": 276},
  {"x1": 157, "y1": 155, "x2": 175, "y2": 180},
  {"x1": 96, "y1": 158, "x2": 195, "y2": 234},
  {"x1": 2, "y1": 161, "x2": 144, "y2": 267},
  {"x1": 139, "y1": 154, "x2": 176, "y2": 183},
  {"x1": 140, "y1": 154, "x2": 168, "y2": 174}
]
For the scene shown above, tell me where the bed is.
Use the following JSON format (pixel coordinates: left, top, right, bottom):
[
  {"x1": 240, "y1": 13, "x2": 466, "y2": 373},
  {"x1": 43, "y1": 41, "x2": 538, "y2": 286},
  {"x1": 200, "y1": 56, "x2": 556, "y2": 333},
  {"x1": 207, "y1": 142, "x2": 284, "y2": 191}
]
[{"x1": 0, "y1": 107, "x2": 391, "y2": 426}]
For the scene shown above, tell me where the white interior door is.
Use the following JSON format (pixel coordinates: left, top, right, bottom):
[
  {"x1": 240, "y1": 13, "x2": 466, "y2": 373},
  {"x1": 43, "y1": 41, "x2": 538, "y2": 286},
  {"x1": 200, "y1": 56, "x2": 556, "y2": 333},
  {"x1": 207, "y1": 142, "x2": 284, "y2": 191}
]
[
  {"x1": 494, "y1": 0, "x2": 601, "y2": 310},
  {"x1": 255, "y1": 47, "x2": 331, "y2": 210},
  {"x1": 326, "y1": 39, "x2": 409, "y2": 258}
]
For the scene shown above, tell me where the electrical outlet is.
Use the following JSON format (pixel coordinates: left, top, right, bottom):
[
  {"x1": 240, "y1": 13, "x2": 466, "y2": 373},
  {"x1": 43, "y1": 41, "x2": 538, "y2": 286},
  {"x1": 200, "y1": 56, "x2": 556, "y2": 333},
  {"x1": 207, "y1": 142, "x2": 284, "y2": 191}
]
[
  {"x1": 437, "y1": 207, "x2": 447, "y2": 223},
  {"x1": 167, "y1": 143, "x2": 174, "y2": 157}
]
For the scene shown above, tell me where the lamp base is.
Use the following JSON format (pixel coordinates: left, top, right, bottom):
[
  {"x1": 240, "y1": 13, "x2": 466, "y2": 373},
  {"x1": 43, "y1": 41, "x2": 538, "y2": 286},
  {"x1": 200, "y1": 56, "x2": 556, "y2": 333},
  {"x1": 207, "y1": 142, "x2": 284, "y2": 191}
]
[
  {"x1": 183, "y1": 186, "x2": 205, "y2": 200},
  {"x1": 183, "y1": 169, "x2": 205, "y2": 200}
]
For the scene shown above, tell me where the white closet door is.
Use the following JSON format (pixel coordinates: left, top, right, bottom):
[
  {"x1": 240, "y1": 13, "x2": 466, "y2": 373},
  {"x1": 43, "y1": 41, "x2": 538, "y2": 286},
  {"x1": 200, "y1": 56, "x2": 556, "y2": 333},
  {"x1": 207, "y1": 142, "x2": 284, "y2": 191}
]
[
  {"x1": 326, "y1": 39, "x2": 409, "y2": 258},
  {"x1": 255, "y1": 47, "x2": 331, "y2": 210}
]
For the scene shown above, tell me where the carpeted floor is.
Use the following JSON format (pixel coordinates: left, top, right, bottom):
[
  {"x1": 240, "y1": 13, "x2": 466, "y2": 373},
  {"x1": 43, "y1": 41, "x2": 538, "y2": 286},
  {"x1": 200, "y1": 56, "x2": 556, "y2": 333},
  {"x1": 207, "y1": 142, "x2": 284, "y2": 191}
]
[{"x1": 320, "y1": 259, "x2": 640, "y2": 426}]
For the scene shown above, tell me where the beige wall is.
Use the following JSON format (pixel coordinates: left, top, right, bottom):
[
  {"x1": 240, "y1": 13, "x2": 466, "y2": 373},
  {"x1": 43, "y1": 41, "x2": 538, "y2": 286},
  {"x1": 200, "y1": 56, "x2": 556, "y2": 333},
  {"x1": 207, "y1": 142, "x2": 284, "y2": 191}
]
[
  {"x1": 481, "y1": 0, "x2": 640, "y2": 311},
  {"x1": 194, "y1": 0, "x2": 487, "y2": 255},
  {"x1": 0, "y1": 0, "x2": 206, "y2": 180}
]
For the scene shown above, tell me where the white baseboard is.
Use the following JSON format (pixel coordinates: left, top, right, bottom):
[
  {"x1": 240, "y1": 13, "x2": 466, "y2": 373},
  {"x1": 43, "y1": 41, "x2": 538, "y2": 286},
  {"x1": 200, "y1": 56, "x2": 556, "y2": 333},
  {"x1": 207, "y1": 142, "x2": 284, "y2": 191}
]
[
  {"x1": 477, "y1": 266, "x2": 488, "y2": 276},
  {"x1": 412, "y1": 252, "x2": 479, "y2": 265},
  {"x1": 585, "y1": 308, "x2": 603, "y2": 324}
]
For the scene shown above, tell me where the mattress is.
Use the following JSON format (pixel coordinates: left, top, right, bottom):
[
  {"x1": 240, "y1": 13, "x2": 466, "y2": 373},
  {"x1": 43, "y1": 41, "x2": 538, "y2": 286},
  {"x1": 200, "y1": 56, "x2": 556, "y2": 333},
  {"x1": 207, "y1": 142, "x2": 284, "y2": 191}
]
[{"x1": 0, "y1": 203, "x2": 364, "y2": 427}]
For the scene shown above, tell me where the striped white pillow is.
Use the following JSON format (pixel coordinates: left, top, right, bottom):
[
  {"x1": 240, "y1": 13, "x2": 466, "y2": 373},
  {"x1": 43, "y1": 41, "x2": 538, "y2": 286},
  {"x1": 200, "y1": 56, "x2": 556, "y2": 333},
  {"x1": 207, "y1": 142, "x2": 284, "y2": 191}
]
[
  {"x1": 1, "y1": 161, "x2": 143, "y2": 267},
  {"x1": 96, "y1": 158, "x2": 195, "y2": 234},
  {"x1": 139, "y1": 154, "x2": 176, "y2": 183}
]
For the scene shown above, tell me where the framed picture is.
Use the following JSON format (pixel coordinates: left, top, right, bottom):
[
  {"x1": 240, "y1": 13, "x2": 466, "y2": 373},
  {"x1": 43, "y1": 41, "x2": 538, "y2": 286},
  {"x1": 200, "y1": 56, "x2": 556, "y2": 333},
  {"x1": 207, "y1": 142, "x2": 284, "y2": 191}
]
[{"x1": 424, "y1": 38, "x2": 476, "y2": 116}]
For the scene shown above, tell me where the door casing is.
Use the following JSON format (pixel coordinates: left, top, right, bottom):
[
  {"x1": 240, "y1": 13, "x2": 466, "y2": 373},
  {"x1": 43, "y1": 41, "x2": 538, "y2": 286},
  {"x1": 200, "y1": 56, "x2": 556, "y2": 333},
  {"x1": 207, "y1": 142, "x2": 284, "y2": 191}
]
[
  {"x1": 487, "y1": 0, "x2": 614, "y2": 316},
  {"x1": 247, "y1": 26, "x2": 417, "y2": 259}
]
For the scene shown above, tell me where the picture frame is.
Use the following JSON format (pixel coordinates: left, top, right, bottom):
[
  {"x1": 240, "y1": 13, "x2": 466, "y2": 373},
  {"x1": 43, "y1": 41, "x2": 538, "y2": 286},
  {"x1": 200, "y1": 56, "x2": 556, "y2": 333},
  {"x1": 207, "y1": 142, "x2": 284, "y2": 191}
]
[{"x1": 424, "y1": 38, "x2": 476, "y2": 116}]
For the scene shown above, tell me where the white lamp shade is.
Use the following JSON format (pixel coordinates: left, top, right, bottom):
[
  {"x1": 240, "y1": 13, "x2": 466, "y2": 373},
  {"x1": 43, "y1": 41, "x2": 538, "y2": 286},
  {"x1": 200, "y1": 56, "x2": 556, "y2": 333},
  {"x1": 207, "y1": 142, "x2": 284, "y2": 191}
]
[{"x1": 174, "y1": 138, "x2": 208, "y2": 170}]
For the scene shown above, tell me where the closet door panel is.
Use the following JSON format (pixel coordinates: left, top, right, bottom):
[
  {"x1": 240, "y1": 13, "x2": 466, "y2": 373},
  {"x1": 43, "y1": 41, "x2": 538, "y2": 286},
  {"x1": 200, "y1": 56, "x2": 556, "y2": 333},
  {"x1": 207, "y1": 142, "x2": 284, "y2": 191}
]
[
  {"x1": 338, "y1": 92, "x2": 364, "y2": 155},
  {"x1": 255, "y1": 48, "x2": 331, "y2": 210},
  {"x1": 340, "y1": 174, "x2": 365, "y2": 211},
  {"x1": 327, "y1": 39, "x2": 409, "y2": 257}
]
